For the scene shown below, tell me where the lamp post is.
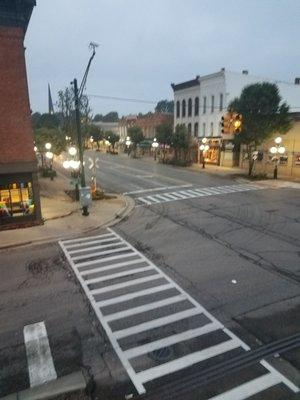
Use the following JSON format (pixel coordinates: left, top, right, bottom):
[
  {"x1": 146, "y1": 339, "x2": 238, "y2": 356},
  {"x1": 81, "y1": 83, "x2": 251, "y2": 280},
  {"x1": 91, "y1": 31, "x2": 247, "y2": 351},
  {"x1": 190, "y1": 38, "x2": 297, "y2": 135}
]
[
  {"x1": 269, "y1": 136, "x2": 285, "y2": 179},
  {"x1": 125, "y1": 136, "x2": 132, "y2": 156},
  {"x1": 199, "y1": 138, "x2": 210, "y2": 169},
  {"x1": 152, "y1": 137, "x2": 159, "y2": 161}
]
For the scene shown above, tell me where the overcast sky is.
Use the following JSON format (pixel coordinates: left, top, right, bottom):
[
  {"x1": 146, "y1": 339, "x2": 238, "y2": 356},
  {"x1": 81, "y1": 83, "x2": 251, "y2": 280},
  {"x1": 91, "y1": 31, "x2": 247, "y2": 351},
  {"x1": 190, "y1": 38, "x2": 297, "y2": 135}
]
[{"x1": 25, "y1": 0, "x2": 300, "y2": 117}]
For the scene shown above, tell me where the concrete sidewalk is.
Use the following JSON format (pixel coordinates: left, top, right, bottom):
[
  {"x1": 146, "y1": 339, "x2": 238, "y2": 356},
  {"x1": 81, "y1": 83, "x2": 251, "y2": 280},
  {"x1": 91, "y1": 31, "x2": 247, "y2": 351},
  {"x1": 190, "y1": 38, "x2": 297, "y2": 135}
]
[{"x1": 0, "y1": 173, "x2": 134, "y2": 250}]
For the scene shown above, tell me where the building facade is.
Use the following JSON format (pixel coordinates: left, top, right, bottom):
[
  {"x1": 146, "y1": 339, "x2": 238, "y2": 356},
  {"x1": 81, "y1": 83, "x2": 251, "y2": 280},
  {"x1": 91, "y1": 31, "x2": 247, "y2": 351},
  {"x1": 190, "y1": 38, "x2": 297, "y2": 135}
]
[
  {"x1": 172, "y1": 69, "x2": 300, "y2": 165},
  {"x1": 0, "y1": 0, "x2": 42, "y2": 228},
  {"x1": 118, "y1": 113, "x2": 173, "y2": 142}
]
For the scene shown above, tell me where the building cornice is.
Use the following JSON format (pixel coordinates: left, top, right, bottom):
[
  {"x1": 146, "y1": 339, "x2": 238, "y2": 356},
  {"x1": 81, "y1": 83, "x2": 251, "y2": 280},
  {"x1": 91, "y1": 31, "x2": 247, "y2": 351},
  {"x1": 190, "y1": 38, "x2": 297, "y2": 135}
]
[
  {"x1": 171, "y1": 76, "x2": 200, "y2": 92},
  {"x1": 0, "y1": 0, "x2": 36, "y2": 34}
]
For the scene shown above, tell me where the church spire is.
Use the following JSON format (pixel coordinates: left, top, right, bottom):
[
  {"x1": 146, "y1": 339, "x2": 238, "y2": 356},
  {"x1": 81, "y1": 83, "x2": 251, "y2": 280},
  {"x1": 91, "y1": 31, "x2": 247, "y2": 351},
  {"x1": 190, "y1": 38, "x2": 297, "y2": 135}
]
[{"x1": 48, "y1": 83, "x2": 54, "y2": 114}]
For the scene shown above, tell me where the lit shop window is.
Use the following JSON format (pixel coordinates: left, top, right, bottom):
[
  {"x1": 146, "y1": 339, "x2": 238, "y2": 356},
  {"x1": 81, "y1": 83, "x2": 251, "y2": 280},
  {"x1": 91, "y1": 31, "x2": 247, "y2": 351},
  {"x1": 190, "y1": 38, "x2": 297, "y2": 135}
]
[{"x1": 0, "y1": 181, "x2": 35, "y2": 220}]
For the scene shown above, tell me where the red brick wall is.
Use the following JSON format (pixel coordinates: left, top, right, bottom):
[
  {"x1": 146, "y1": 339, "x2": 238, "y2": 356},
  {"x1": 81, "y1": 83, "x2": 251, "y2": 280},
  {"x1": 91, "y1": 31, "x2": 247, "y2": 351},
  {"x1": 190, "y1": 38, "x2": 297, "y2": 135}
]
[{"x1": 0, "y1": 26, "x2": 35, "y2": 164}]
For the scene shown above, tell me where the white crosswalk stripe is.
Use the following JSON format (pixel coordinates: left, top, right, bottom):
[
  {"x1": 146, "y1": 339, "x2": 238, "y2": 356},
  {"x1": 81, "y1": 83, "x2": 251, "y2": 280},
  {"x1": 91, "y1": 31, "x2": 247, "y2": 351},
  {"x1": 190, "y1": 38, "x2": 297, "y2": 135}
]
[
  {"x1": 137, "y1": 183, "x2": 262, "y2": 206},
  {"x1": 59, "y1": 229, "x2": 299, "y2": 397}
]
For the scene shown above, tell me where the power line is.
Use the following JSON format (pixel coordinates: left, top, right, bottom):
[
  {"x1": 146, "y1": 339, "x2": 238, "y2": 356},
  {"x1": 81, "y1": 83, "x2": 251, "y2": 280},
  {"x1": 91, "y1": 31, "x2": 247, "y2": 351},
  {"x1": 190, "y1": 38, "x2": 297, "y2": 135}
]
[{"x1": 86, "y1": 93, "x2": 157, "y2": 104}]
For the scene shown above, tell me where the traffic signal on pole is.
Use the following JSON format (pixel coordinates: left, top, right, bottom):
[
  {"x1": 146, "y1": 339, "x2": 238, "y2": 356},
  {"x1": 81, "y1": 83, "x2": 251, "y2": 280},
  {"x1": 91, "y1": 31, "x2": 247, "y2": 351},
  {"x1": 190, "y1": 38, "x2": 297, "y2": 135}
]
[
  {"x1": 221, "y1": 113, "x2": 232, "y2": 134},
  {"x1": 233, "y1": 113, "x2": 242, "y2": 133}
]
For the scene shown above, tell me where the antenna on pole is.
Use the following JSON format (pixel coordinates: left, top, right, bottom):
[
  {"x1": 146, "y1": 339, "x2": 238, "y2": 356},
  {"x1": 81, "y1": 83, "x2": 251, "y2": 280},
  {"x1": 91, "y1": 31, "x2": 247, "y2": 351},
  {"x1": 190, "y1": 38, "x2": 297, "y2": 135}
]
[{"x1": 78, "y1": 42, "x2": 99, "y2": 98}]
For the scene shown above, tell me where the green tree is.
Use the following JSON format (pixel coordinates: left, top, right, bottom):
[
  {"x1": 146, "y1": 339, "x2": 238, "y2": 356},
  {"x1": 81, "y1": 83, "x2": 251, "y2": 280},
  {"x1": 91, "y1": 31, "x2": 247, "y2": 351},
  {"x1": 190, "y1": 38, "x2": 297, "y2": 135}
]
[
  {"x1": 88, "y1": 124, "x2": 103, "y2": 150},
  {"x1": 34, "y1": 127, "x2": 66, "y2": 155},
  {"x1": 229, "y1": 82, "x2": 292, "y2": 176},
  {"x1": 155, "y1": 99, "x2": 174, "y2": 114},
  {"x1": 128, "y1": 126, "x2": 144, "y2": 157},
  {"x1": 105, "y1": 131, "x2": 119, "y2": 150},
  {"x1": 156, "y1": 123, "x2": 172, "y2": 162},
  {"x1": 172, "y1": 124, "x2": 191, "y2": 161},
  {"x1": 93, "y1": 114, "x2": 103, "y2": 122},
  {"x1": 103, "y1": 111, "x2": 119, "y2": 122}
]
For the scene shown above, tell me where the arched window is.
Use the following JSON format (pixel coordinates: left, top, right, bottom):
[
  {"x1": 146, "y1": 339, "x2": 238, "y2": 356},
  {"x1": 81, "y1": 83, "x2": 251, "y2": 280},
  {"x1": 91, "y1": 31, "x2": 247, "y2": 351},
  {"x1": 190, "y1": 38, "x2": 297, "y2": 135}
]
[
  {"x1": 188, "y1": 98, "x2": 192, "y2": 117},
  {"x1": 195, "y1": 97, "x2": 199, "y2": 116},
  {"x1": 188, "y1": 123, "x2": 192, "y2": 134},
  {"x1": 182, "y1": 100, "x2": 186, "y2": 117},
  {"x1": 194, "y1": 122, "x2": 198, "y2": 137},
  {"x1": 176, "y1": 101, "x2": 180, "y2": 118}
]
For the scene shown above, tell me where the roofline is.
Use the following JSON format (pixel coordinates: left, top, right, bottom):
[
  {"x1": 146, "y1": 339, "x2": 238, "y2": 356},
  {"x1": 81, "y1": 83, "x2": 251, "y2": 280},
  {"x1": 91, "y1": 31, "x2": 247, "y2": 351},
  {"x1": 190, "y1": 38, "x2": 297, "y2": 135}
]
[{"x1": 171, "y1": 76, "x2": 200, "y2": 92}]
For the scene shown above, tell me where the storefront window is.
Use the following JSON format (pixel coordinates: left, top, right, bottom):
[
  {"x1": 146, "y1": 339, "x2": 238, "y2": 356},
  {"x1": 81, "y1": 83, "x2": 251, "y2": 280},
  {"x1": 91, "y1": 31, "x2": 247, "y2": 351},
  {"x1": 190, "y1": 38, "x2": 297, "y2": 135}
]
[{"x1": 0, "y1": 175, "x2": 35, "y2": 222}]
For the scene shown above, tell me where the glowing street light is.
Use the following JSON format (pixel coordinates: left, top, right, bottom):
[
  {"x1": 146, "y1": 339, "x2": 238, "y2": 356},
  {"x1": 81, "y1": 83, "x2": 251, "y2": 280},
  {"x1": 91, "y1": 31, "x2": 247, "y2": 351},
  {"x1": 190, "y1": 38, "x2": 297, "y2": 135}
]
[
  {"x1": 199, "y1": 138, "x2": 210, "y2": 169},
  {"x1": 68, "y1": 146, "x2": 77, "y2": 156},
  {"x1": 152, "y1": 137, "x2": 159, "y2": 160},
  {"x1": 45, "y1": 151, "x2": 53, "y2": 160},
  {"x1": 269, "y1": 136, "x2": 285, "y2": 179},
  {"x1": 34, "y1": 146, "x2": 37, "y2": 152},
  {"x1": 45, "y1": 142, "x2": 52, "y2": 150},
  {"x1": 125, "y1": 136, "x2": 131, "y2": 147},
  {"x1": 274, "y1": 136, "x2": 282, "y2": 144}
]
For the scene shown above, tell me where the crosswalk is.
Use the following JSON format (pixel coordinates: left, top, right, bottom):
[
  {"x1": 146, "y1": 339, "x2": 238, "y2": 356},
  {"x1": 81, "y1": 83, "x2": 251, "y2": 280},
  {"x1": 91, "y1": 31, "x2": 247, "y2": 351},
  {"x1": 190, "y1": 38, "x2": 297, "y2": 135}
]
[
  {"x1": 136, "y1": 183, "x2": 262, "y2": 206},
  {"x1": 59, "y1": 229, "x2": 299, "y2": 398}
]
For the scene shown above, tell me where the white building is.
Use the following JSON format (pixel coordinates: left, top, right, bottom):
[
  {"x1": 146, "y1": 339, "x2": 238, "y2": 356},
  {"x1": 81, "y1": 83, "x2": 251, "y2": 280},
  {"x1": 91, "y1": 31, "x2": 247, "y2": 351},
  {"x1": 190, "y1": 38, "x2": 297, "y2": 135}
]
[{"x1": 171, "y1": 69, "x2": 300, "y2": 164}]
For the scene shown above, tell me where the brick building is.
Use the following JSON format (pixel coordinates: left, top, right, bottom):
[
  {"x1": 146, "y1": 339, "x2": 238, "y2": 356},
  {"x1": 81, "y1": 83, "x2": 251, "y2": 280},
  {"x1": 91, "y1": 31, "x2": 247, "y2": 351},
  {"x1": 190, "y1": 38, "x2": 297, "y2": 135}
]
[
  {"x1": 118, "y1": 113, "x2": 173, "y2": 142},
  {"x1": 0, "y1": 0, "x2": 42, "y2": 228}
]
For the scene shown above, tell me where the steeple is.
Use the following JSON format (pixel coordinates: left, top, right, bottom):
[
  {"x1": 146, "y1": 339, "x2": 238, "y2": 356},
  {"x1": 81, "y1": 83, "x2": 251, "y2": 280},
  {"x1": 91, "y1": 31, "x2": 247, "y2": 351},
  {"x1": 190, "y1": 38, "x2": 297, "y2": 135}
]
[{"x1": 48, "y1": 83, "x2": 54, "y2": 114}]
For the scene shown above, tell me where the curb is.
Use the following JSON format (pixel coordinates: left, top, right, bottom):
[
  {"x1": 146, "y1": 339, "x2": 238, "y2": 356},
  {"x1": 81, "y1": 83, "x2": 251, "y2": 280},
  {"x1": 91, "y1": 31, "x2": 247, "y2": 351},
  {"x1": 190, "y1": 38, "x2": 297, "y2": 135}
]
[
  {"x1": 0, "y1": 196, "x2": 135, "y2": 251},
  {"x1": 0, "y1": 371, "x2": 87, "y2": 400}
]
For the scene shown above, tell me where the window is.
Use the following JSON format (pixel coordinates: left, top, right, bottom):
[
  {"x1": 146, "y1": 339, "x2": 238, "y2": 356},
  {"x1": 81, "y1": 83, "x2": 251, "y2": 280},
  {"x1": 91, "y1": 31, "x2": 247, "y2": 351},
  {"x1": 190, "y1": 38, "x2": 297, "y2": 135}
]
[
  {"x1": 182, "y1": 100, "x2": 186, "y2": 117},
  {"x1": 219, "y1": 93, "x2": 223, "y2": 111},
  {"x1": 210, "y1": 122, "x2": 214, "y2": 136},
  {"x1": 188, "y1": 123, "x2": 192, "y2": 134},
  {"x1": 176, "y1": 101, "x2": 180, "y2": 118},
  {"x1": 203, "y1": 97, "x2": 207, "y2": 114},
  {"x1": 188, "y1": 98, "x2": 192, "y2": 117},
  {"x1": 211, "y1": 95, "x2": 214, "y2": 113},
  {"x1": 202, "y1": 123, "x2": 206, "y2": 136},
  {"x1": 195, "y1": 97, "x2": 199, "y2": 116},
  {"x1": 194, "y1": 122, "x2": 198, "y2": 137},
  {"x1": 0, "y1": 174, "x2": 35, "y2": 223}
]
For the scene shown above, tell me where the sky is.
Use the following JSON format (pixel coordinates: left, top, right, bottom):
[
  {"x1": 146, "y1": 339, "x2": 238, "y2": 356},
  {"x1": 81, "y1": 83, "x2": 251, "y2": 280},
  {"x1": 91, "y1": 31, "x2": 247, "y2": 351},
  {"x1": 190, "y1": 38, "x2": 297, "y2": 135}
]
[{"x1": 25, "y1": 0, "x2": 300, "y2": 117}]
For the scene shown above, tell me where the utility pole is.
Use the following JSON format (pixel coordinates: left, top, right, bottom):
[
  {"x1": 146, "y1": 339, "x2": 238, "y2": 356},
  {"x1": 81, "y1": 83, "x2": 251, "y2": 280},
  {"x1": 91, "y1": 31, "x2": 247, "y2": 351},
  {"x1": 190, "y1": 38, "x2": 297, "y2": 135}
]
[
  {"x1": 73, "y1": 78, "x2": 88, "y2": 216},
  {"x1": 72, "y1": 42, "x2": 98, "y2": 217}
]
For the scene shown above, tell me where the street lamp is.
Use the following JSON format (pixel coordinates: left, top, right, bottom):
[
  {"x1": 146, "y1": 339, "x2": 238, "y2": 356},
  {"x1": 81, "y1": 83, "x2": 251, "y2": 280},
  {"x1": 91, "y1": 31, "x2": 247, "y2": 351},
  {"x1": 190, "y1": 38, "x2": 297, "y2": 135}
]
[
  {"x1": 152, "y1": 137, "x2": 159, "y2": 161},
  {"x1": 269, "y1": 136, "x2": 285, "y2": 179},
  {"x1": 125, "y1": 136, "x2": 132, "y2": 156},
  {"x1": 199, "y1": 138, "x2": 209, "y2": 169},
  {"x1": 68, "y1": 146, "x2": 77, "y2": 157},
  {"x1": 45, "y1": 142, "x2": 52, "y2": 150}
]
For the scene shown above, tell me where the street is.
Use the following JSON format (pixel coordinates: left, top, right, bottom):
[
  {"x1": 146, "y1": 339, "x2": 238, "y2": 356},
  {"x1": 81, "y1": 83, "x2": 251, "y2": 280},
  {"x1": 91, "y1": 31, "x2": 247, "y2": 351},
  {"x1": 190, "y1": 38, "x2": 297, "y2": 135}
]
[{"x1": 0, "y1": 153, "x2": 299, "y2": 399}]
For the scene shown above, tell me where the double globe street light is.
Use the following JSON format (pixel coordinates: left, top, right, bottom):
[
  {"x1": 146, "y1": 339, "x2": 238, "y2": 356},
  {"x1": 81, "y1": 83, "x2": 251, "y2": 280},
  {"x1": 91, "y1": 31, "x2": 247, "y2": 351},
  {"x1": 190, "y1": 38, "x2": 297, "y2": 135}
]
[
  {"x1": 199, "y1": 138, "x2": 210, "y2": 169},
  {"x1": 269, "y1": 136, "x2": 285, "y2": 179},
  {"x1": 152, "y1": 137, "x2": 159, "y2": 161}
]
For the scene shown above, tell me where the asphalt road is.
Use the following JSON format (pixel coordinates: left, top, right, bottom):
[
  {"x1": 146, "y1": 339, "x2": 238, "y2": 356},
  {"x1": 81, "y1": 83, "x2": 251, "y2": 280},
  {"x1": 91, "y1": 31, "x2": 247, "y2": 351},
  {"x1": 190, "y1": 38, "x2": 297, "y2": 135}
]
[{"x1": 0, "y1": 152, "x2": 299, "y2": 399}]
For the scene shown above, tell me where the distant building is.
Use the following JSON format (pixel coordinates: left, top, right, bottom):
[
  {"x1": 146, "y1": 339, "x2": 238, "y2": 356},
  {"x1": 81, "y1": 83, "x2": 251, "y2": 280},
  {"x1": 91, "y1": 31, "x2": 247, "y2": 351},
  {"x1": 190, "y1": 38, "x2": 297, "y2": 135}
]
[
  {"x1": 93, "y1": 121, "x2": 119, "y2": 135},
  {"x1": 172, "y1": 69, "x2": 300, "y2": 165},
  {"x1": 118, "y1": 113, "x2": 173, "y2": 142},
  {"x1": 0, "y1": 0, "x2": 42, "y2": 228}
]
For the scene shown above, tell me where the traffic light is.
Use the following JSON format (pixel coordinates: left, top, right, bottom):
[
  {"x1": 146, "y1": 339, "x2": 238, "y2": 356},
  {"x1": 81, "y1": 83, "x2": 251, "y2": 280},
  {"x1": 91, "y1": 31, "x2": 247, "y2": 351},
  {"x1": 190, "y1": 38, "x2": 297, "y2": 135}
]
[
  {"x1": 233, "y1": 113, "x2": 242, "y2": 133},
  {"x1": 220, "y1": 113, "x2": 232, "y2": 134}
]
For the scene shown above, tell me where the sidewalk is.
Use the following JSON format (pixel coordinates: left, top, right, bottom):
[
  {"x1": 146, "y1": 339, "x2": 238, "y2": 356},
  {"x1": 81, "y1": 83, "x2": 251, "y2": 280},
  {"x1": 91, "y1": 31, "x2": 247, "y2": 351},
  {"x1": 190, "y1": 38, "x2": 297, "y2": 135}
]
[{"x1": 0, "y1": 173, "x2": 134, "y2": 250}]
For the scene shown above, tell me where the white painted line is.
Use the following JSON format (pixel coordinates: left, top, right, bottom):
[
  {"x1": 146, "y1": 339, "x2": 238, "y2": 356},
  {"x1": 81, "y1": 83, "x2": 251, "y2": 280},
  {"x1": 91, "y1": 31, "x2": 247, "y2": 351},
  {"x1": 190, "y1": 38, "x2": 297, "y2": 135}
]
[
  {"x1": 80, "y1": 258, "x2": 145, "y2": 276},
  {"x1": 76, "y1": 253, "x2": 140, "y2": 268},
  {"x1": 154, "y1": 194, "x2": 174, "y2": 202},
  {"x1": 65, "y1": 236, "x2": 120, "y2": 250},
  {"x1": 162, "y1": 193, "x2": 180, "y2": 200},
  {"x1": 178, "y1": 191, "x2": 197, "y2": 198},
  {"x1": 260, "y1": 360, "x2": 299, "y2": 393},
  {"x1": 146, "y1": 196, "x2": 161, "y2": 203},
  {"x1": 114, "y1": 307, "x2": 203, "y2": 339},
  {"x1": 89, "y1": 274, "x2": 162, "y2": 295},
  {"x1": 96, "y1": 283, "x2": 175, "y2": 308},
  {"x1": 124, "y1": 321, "x2": 222, "y2": 359},
  {"x1": 169, "y1": 192, "x2": 189, "y2": 199},
  {"x1": 69, "y1": 241, "x2": 123, "y2": 255},
  {"x1": 124, "y1": 184, "x2": 193, "y2": 195},
  {"x1": 138, "y1": 197, "x2": 152, "y2": 205},
  {"x1": 23, "y1": 321, "x2": 57, "y2": 388},
  {"x1": 63, "y1": 233, "x2": 114, "y2": 245},
  {"x1": 185, "y1": 189, "x2": 207, "y2": 196},
  {"x1": 137, "y1": 339, "x2": 240, "y2": 384},
  {"x1": 206, "y1": 372, "x2": 281, "y2": 400},
  {"x1": 89, "y1": 265, "x2": 155, "y2": 287},
  {"x1": 104, "y1": 294, "x2": 188, "y2": 322},
  {"x1": 72, "y1": 245, "x2": 131, "y2": 261}
]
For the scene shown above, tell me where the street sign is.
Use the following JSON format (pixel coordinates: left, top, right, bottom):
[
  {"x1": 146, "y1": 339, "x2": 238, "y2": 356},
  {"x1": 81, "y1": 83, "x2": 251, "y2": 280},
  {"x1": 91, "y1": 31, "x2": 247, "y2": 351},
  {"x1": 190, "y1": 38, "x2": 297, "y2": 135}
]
[{"x1": 88, "y1": 156, "x2": 100, "y2": 170}]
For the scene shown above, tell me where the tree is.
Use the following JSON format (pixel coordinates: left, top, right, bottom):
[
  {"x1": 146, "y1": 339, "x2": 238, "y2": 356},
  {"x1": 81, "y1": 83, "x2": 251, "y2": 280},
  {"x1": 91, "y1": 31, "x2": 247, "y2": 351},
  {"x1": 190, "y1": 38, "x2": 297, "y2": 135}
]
[
  {"x1": 156, "y1": 123, "x2": 172, "y2": 162},
  {"x1": 34, "y1": 127, "x2": 66, "y2": 155},
  {"x1": 172, "y1": 124, "x2": 191, "y2": 162},
  {"x1": 155, "y1": 99, "x2": 174, "y2": 114},
  {"x1": 88, "y1": 124, "x2": 103, "y2": 150},
  {"x1": 229, "y1": 82, "x2": 292, "y2": 176},
  {"x1": 128, "y1": 126, "x2": 144, "y2": 157},
  {"x1": 93, "y1": 114, "x2": 103, "y2": 122},
  {"x1": 105, "y1": 131, "x2": 119, "y2": 150},
  {"x1": 103, "y1": 111, "x2": 119, "y2": 122}
]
